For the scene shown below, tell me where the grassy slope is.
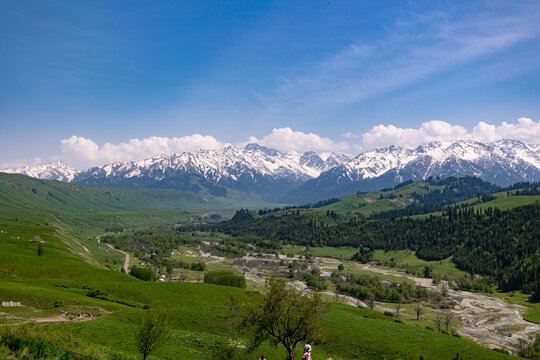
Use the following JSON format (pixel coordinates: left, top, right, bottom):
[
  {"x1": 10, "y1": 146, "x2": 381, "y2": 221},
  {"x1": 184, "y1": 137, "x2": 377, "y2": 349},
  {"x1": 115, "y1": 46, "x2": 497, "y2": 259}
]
[
  {"x1": 0, "y1": 173, "x2": 276, "y2": 235},
  {"x1": 317, "y1": 180, "x2": 431, "y2": 215},
  {"x1": 457, "y1": 190, "x2": 540, "y2": 211},
  {"x1": 0, "y1": 206, "x2": 516, "y2": 358},
  {"x1": 316, "y1": 180, "x2": 539, "y2": 217},
  {"x1": 0, "y1": 173, "x2": 270, "y2": 214},
  {"x1": 419, "y1": 190, "x2": 540, "y2": 218}
]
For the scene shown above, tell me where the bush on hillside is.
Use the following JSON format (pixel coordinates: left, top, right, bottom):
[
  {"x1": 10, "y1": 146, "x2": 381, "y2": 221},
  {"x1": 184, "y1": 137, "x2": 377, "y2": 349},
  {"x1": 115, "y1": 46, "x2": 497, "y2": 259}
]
[
  {"x1": 129, "y1": 266, "x2": 156, "y2": 282},
  {"x1": 204, "y1": 271, "x2": 246, "y2": 288}
]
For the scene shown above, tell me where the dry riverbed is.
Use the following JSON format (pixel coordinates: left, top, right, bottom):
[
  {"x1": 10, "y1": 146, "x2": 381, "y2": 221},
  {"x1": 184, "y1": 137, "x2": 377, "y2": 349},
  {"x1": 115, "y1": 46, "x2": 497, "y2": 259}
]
[
  {"x1": 188, "y1": 245, "x2": 539, "y2": 355},
  {"x1": 355, "y1": 263, "x2": 540, "y2": 354}
]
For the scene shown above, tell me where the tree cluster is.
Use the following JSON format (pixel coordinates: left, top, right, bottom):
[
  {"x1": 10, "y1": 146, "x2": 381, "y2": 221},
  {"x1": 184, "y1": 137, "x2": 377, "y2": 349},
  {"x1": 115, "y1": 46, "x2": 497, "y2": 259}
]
[{"x1": 193, "y1": 204, "x2": 540, "y2": 294}]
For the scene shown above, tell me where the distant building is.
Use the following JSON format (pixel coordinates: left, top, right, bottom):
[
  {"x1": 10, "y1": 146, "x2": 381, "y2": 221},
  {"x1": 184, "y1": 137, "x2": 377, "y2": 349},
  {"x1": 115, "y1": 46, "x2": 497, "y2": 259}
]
[{"x1": 2, "y1": 301, "x2": 21, "y2": 307}]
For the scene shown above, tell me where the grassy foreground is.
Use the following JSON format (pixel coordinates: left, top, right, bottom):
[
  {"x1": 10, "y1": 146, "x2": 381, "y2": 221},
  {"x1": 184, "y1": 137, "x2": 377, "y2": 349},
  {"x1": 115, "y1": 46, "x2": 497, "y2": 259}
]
[
  {"x1": 0, "y1": 217, "x2": 517, "y2": 359},
  {"x1": 0, "y1": 174, "x2": 520, "y2": 359}
]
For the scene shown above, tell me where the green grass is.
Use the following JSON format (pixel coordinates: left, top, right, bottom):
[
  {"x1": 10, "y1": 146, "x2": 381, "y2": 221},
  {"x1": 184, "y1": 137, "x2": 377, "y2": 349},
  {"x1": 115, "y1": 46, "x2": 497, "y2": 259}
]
[
  {"x1": 316, "y1": 180, "x2": 436, "y2": 216},
  {"x1": 0, "y1": 173, "x2": 271, "y2": 215},
  {"x1": 460, "y1": 190, "x2": 540, "y2": 211},
  {"x1": 0, "y1": 174, "x2": 521, "y2": 359},
  {"x1": 0, "y1": 173, "x2": 277, "y2": 237},
  {"x1": 0, "y1": 211, "x2": 518, "y2": 359},
  {"x1": 419, "y1": 190, "x2": 540, "y2": 218},
  {"x1": 372, "y1": 250, "x2": 469, "y2": 278},
  {"x1": 490, "y1": 291, "x2": 540, "y2": 325},
  {"x1": 308, "y1": 246, "x2": 359, "y2": 258}
]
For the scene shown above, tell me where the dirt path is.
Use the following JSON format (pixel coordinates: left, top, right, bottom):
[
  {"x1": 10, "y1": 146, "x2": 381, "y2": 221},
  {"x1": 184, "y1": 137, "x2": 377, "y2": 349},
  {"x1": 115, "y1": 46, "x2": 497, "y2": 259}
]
[
  {"x1": 1, "y1": 311, "x2": 103, "y2": 325},
  {"x1": 30, "y1": 313, "x2": 99, "y2": 323},
  {"x1": 96, "y1": 233, "x2": 129, "y2": 273},
  {"x1": 356, "y1": 263, "x2": 540, "y2": 354},
  {"x1": 104, "y1": 243, "x2": 129, "y2": 273},
  {"x1": 50, "y1": 217, "x2": 99, "y2": 266}
]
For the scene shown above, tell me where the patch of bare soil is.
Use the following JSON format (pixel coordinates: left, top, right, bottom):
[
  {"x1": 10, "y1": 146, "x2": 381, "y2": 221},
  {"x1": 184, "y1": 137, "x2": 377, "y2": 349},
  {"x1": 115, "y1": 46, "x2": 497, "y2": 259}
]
[
  {"x1": 30, "y1": 312, "x2": 104, "y2": 323},
  {"x1": 390, "y1": 198, "x2": 407, "y2": 207}
]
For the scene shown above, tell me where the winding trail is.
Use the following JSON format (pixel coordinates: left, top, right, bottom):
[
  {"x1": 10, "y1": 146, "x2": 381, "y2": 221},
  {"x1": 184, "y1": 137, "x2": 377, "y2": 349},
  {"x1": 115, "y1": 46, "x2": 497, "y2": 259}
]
[
  {"x1": 104, "y1": 243, "x2": 130, "y2": 273},
  {"x1": 97, "y1": 233, "x2": 129, "y2": 273}
]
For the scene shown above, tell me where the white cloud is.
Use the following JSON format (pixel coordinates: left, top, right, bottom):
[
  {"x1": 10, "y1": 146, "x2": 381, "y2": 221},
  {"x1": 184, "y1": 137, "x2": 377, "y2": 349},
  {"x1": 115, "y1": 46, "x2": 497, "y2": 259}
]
[
  {"x1": 59, "y1": 129, "x2": 352, "y2": 169},
  {"x1": 341, "y1": 131, "x2": 360, "y2": 139},
  {"x1": 471, "y1": 118, "x2": 540, "y2": 143},
  {"x1": 243, "y1": 127, "x2": 351, "y2": 153},
  {"x1": 1, "y1": 157, "x2": 43, "y2": 170},
  {"x1": 361, "y1": 118, "x2": 540, "y2": 149},
  {"x1": 8, "y1": 119, "x2": 539, "y2": 170},
  {"x1": 60, "y1": 134, "x2": 229, "y2": 169}
]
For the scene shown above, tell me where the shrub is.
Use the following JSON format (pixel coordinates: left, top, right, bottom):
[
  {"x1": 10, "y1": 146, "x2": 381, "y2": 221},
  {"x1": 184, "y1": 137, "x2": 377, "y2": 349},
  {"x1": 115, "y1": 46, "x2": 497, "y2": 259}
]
[
  {"x1": 204, "y1": 271, "x2": 246, "y2": 288},
  {"x1": 190, "y1": 262, "x2": 206, "y2": 272},
  {"x1": 129, "y1": 266, "x2": 156, "y2": 281},
  {"x1": 37, "y1": 244, "x2": 44, "y2": 256}
]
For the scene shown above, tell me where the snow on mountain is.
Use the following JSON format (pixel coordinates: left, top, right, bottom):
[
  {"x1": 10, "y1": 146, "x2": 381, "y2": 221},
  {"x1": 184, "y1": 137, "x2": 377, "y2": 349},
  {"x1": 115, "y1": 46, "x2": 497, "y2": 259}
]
[
  {"x1": 63, "y1": 144, "x2": 350, "y2": 201},
  {"x1": 71, "y1": 144, "x2": 347, "y2": 184},
  {"x1": 2, "y1": 140, "x2": 539, "y2": 203},
  {"x1": 286, "y1": 139, "x2": 540, "y2": 203},
  {"x1": 0, "y1": 161, "x2": 77, "y2": 182}
]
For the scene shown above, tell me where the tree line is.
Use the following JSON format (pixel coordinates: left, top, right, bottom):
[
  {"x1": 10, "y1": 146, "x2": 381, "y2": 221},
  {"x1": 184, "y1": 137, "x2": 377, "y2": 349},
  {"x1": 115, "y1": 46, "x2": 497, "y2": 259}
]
[{"x1": 188, "y1": 204, "x2": 540, "y2": 297}]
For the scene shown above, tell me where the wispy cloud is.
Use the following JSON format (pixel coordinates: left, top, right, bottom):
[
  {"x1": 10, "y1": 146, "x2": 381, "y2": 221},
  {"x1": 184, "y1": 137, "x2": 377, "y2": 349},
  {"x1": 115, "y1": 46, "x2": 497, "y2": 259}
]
[{"x1": 269, "y1": 2, "x2": 540, "y2": 110}]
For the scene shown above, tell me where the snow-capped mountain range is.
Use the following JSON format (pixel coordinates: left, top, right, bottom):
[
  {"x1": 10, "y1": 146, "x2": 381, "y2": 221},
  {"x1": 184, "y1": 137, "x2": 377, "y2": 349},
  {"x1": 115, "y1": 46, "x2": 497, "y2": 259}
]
[{"x1": 2, "y1": 140, "x2": 540, "y2": 203}]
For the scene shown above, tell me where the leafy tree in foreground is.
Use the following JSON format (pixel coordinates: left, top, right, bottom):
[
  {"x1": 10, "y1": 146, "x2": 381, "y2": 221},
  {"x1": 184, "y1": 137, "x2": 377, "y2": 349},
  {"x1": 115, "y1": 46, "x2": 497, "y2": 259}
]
[
  {"x1": 232, "y1": 278, "x2": 328, "y2": 360},
  {"x1": 136, "y1": 306, "x2": 171, "y2": 360}
]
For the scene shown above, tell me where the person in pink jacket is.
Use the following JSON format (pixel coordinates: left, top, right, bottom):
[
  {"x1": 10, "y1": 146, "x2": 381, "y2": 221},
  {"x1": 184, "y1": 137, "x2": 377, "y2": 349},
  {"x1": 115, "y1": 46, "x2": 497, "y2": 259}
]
[{"x1": 302, "y1": 344, "x2": 312, "y2": 360}]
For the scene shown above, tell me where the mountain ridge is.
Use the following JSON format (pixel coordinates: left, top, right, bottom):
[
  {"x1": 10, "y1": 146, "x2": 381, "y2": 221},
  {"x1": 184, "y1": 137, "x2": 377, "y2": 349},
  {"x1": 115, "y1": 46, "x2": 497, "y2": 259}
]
[{"x1": 2, "y1": 139, "x2": 539, "y2": 203}]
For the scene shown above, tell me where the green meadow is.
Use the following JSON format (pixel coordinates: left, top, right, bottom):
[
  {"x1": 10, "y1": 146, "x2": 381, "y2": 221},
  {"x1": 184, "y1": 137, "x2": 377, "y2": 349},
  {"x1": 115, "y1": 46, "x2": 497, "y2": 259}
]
[
  {"x1": 371, "y1": 250, "x2": 469, "y2": 278},
  {"x1": 0, "y1": 174, "x2": 528, "y2": 359},
  {"x1": 0, "y1": 212, "x2": 518, "y2": 359}
]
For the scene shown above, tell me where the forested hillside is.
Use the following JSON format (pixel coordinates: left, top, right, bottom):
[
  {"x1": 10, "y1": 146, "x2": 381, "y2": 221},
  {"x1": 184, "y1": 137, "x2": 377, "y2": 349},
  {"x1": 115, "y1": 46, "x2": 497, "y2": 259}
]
[{"x1": 196, "y1": 204, "x2": 540, "y2": 296}]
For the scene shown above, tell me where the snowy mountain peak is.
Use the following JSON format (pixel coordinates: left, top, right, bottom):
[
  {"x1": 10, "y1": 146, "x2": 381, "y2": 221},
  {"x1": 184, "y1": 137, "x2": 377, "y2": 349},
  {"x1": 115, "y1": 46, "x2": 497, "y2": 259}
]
[
  {"x1": 2, "y1": 140, "x2": 539, "y2": 203},
  {"x1": 0, "y1": 161, "x2": 77, "y2": 182},
  {"x1": 286, "y1": 139, "x2": 540, "y2": 203}
]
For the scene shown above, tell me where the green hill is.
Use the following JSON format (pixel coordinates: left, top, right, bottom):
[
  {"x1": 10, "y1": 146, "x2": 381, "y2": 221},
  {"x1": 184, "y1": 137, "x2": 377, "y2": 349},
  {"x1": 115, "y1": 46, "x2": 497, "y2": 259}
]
[
  {"x1": 0, "y1": 228, "x2": 515, "y2": 360},
  {"x1": 0, "y1": 173, "x2": 275, "y2": 234},
  {"x1": 317, "y1": 176, "x2": 501, "y2": 216},
  {"x1": 0, "y1": 173, "x2": 270, "y2": 214},
  {"x1": 0, "y1": 174, "x2": 518, "y2": 359}
]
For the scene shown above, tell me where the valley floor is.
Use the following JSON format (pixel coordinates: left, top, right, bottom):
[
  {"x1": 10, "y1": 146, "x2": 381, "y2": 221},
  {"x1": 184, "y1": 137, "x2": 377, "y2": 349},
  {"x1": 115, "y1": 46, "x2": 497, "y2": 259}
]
[{"x1": 176, "y1": 241, "x2": 540, "y2": 356}]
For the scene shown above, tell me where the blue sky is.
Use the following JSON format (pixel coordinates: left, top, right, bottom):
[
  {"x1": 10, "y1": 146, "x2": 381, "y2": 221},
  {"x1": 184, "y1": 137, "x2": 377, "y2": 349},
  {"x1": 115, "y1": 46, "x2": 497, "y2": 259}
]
[{"x1": 1, "y1": 0, "x2": 540, "y2": 169}]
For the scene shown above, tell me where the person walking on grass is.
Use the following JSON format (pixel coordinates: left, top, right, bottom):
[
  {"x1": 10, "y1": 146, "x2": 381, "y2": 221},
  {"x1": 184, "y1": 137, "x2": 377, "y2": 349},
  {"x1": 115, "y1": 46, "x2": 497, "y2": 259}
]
[{"x1": 302, "y1": 344, "x2": 312, "y2": 360}]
